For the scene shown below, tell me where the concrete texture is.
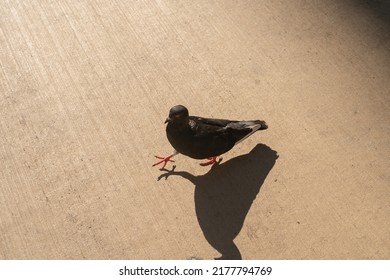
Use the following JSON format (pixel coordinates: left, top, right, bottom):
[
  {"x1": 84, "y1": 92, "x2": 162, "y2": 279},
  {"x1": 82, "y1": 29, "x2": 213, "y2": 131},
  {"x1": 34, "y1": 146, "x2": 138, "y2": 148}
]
[{"x1": 0, "y1": 0, "x2": 389, "y2": 259}]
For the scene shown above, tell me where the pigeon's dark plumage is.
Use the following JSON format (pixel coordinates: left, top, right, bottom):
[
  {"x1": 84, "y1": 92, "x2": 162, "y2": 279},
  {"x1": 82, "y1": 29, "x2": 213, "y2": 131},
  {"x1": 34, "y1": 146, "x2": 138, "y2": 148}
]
[{"x1": 153, "y1": 105, "x2": 268, "y2": 168}]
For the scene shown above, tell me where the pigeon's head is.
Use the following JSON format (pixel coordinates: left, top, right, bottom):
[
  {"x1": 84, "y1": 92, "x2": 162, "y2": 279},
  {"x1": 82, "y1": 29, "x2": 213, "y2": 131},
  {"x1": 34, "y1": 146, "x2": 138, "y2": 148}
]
[{"x1": 165, "y1": 105, "x2": 189, "y2": 124}]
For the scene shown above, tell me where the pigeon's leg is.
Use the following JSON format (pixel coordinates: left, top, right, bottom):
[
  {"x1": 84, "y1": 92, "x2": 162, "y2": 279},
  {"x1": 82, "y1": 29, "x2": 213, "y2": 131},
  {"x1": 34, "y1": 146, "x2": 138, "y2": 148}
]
[
  {"x1": 152, "y1": 151, "x2": 178, "y2": 169},
  {"x1": 200, "y1": 156, "x2": 222, "y2": 166}
]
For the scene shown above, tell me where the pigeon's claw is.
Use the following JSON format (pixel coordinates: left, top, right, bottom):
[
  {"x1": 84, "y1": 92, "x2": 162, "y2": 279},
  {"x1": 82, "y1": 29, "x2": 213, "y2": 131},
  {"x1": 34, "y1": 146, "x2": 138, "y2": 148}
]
[
  {"x1": 153, "y1": 155, "x2": 175, "y2": 169},
  {"x1": 200, "y1": 157, "x2": 222, "y2": 166}
]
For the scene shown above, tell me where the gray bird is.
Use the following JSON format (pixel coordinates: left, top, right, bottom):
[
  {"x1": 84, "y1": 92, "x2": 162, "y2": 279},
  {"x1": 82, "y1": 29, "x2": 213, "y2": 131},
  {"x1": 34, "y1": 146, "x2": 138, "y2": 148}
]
[{"x1": 153, "y1": 105, "x2": 268, "y2": 168}]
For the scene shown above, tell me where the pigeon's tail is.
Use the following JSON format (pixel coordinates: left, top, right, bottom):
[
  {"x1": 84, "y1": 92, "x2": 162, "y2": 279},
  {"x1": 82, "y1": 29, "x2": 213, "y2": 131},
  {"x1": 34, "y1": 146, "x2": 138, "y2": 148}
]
[
  {"x1": 242, "y1": 120, "x2": 268, "y2": 132},
  {"x1": 254, "y1": 120, "x2": 268, "y2": 131},
  {"x1": 232, "y1": 120, "x2": 268, "y2": 145}
]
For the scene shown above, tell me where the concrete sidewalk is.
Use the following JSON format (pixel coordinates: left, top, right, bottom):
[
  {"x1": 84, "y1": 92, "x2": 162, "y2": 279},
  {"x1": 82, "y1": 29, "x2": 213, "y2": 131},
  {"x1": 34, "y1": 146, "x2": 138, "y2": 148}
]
[{"x1": 0, "y1": 0, "x2": 389, "y2": 259}]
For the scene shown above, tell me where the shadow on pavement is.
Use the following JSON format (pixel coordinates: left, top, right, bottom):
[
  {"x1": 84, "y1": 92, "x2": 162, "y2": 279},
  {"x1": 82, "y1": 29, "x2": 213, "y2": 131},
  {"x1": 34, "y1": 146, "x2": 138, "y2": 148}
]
[{"x1": 158, "y1": 144, "x2": 278, "y2": 259}]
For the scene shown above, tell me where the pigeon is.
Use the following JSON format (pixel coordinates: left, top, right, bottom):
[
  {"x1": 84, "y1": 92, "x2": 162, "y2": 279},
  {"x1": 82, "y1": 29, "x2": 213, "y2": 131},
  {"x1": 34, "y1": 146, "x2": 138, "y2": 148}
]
[{"x1": 153, "y1": 105, "x2": 268, "y2": 168}]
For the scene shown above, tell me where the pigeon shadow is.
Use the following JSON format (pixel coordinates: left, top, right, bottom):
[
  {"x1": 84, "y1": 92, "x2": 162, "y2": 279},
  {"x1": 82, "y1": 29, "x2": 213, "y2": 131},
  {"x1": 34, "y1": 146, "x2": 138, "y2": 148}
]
[{"x1": 158, "y1": 144, "x2": 278, "y2": 259}]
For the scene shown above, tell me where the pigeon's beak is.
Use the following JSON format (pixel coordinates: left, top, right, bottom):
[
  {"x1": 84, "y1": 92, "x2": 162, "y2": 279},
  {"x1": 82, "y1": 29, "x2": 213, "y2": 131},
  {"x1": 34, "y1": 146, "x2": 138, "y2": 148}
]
[{"x1": 164, "y1": 117, "x2": 171, "y2": 124}]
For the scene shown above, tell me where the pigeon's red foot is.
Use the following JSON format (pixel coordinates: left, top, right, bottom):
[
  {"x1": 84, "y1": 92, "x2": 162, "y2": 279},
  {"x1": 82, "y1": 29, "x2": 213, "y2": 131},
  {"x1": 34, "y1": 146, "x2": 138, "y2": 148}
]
[
  {"x1": 200, "y1": 157, "x2": 222, "y2": 166},
  {"x1": 153, "y1": 155, "x2": 175, "y2": 169}
]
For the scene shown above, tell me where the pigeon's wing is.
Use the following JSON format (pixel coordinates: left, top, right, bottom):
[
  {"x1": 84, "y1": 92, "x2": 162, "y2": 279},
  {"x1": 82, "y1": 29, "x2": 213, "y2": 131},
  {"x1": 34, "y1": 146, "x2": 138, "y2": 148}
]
[
  {"x1": 186, "y1": 116, "x2": 235, "y2": 157},
  {"x1": 191, "y1": 116, "x2": 232, "y2": 128},
  {"x1": 189, "y1": 116, "x2": 232, "y2": 138},
  {"x1": 191, "y1": 116, "x2": 263, "y2": 136},
  {"x1": 183, "y1": 116, "x2": 267, "y2": 158}
]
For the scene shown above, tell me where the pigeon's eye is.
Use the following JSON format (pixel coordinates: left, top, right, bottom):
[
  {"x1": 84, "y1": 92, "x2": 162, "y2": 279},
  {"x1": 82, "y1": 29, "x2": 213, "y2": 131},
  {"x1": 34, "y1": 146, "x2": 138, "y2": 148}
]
[{"x1": 174, "y1": 114, "x2": 181, "y2": 119}]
